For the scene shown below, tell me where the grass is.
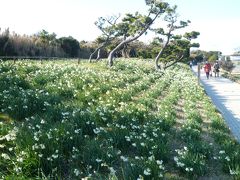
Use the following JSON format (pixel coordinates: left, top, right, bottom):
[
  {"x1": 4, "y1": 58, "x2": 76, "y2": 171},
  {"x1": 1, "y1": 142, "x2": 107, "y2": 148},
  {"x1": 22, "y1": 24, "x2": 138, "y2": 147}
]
[{"x1": 0, "y1": 58, "x2": 239, "y2": 179}]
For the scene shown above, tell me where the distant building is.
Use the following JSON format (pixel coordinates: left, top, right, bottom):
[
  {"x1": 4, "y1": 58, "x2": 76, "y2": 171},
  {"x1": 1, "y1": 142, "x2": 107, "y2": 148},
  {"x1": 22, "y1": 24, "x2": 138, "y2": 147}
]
[{"x1": 230, "y1": 55, "x2": 240, "y2": 61}]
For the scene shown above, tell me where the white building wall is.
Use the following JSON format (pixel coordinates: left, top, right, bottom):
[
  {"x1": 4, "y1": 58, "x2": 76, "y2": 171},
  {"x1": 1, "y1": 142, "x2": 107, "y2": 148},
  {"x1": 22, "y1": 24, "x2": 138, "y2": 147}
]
[{"x1": 230, "y1": 56, "x2": 240, "y2": 61}]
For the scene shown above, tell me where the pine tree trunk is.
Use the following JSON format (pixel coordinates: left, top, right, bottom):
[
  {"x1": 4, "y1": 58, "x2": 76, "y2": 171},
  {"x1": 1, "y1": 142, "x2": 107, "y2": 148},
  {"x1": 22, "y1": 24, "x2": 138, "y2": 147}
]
[
  {"x1": 108, "y1": 10, "x2": 161, "y2": 67},
  {"x1": 108, "y1": 51, "x2": 115, "y2": 67},
  {"x1": 108, "y1": 41, "x2": 125, "y2": 67},
  {"x1": 89, "y1": 49, "x2": 98, "y2": 62},
  {"x1": 122, "y1": 44, "x2": 129, "y2": 58}
]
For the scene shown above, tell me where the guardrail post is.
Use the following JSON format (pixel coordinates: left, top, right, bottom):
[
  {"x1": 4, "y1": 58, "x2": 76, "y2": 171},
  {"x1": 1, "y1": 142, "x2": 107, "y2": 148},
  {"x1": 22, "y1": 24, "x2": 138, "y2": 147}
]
[{"x1": 197, "y1": 63, "x2": 201, "y2": 85}]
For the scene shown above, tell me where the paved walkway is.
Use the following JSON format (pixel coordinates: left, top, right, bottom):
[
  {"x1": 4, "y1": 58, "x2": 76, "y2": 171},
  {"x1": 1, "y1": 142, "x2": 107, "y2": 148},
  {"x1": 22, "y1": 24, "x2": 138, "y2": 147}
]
[{"x1": 192, "y1": 65, "x2": 240, "y2": 142}]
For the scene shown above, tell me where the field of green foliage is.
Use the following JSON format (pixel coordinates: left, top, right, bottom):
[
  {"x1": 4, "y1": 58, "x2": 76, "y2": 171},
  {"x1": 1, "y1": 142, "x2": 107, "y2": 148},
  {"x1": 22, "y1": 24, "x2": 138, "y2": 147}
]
[{"x1": 1, "y1": 59, "x2": 240, "y2": 179}]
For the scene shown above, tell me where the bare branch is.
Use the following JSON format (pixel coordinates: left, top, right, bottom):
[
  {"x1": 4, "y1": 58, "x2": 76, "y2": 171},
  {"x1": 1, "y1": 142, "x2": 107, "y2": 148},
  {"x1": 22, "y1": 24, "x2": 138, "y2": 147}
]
[{"x1": 164, "y1": 54, "x2": 184, "y2": 69}]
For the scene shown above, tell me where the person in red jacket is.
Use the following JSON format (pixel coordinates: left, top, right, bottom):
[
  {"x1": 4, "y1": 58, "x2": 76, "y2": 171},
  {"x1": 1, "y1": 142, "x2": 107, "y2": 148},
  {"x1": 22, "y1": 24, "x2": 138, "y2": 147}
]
[{"x1": 203, "y1": 61, "x2": 212, "y2": 79}]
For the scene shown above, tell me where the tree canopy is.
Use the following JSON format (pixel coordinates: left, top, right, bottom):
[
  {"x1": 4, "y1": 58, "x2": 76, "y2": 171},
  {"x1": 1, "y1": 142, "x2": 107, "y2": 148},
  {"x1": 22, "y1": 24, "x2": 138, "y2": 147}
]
[
  {"x1": 107, "y1": 0, "x2": 171, "y2": 66},
  {"x1": 0, "y1": 0, "x2": 201, "y2": 70}
]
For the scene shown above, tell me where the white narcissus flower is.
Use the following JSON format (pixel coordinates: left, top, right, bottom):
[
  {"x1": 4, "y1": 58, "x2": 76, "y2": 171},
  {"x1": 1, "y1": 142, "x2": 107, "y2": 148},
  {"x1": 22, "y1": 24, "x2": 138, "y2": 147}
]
[
  {"x1": 144, "y1": 168, "x2": 151, "y2": 176},
  {"x1": 120, "y1": 156, "x2": 128, "y2": 162},
  {"x1": 74, "y1": 169, "x2": 80, "y2": 176},
  {"x1": 1, "y1": 153, "x2": 10, "y2": 160},
  {"x1": 96, "y1": 158, "x2": 102, "y2": 163}
]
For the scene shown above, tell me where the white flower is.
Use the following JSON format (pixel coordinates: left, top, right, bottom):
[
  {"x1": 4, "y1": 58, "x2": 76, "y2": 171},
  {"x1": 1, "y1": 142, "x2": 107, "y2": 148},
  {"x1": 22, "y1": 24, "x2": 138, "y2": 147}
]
[
  {"x1": 96, "y1": 158, "x2": 102, "y2": 163},
  {"x1": 120, "y1": 156, "x2": 128, "y2": 162},
  {"x1": 47, "y1": 157, "x2": 53, "y2": 161},
  {"x1": 1, "y1": 153, "x2": 10, "y2": 160},
  {"x1": 120, "y1": 125, "x2": 126, "y2": 129},
  {"x1": 52, "y1": 154, "x2": 58, "y2": 159},
  {"x1": 44, "y1": 101, "x2": 50, "y2": 106},
  {"x1": 219, "y1": 150, "x2": 225, "y2": 154},
  {"x1": 148, "y1": 155, "x2": 154, "y2": 161},
  {"x1": 137, "y1": 175, "x2": 144, "y2": 180},
  {"x1": 34, "y1": 136, "x2": 39, "y2": 141},
  {"x1": 74, "y1": 129, "x2": 81, "y2": 134},
  {"x1": 117, "y1": 150, "x2": 121, "y2": 155},
  {"x1": 109, "y1": 167, "x2": 116, "y2": 175},
  {"x1": 156, "y1": 160, "x2": 163, "y2": 165},
  {"x1": 4, "y1": 129, "x2": 17, "y2": 141},
  {"x1": 47, "y1": 132, "x2": 52, "y2": 139},
  {"x1": 17, "y1": 157, "x2": 23, "y2": 162},
  {"x1": 153, "y1": 132, "x2": 158, "y2": 137},
  {"x1": 173, "y1": 156, "x2": 178, "y2": 162},
  {"x1": 14, "y1": 166, "x2": 22, "y2": 173},
  {"x1": 225, "y1": 156, "x2": 230, "y2": 161},
  {"x1": 74, "y1": 169, "x2": 80, "y2": 176},
  {"x1": 158, "y1": 173, "x2": 163, "y2": 177},
  {"x1": 101, "y1": 117, "x2": 107, "y2": 121},
  {"x1": 230, "y1": 169, "x2": 237, "y2": 175},
  {"x1": 125, "y1": 136, "x2": 131, "y2": 142},
  {"x1": 135, "y1": 156, "x2": 140, "y2": 160},
  {"x1": 40, "y1": 144, "x2": 45, "y2": 149},
  {"x1": 100, "y1": 162, "x2": 107, "y2": 167},
  {"x1": 144, "y1": 168, "x2": 151, "y2": 176},
  {"x1": 177, "y1": 162, "x2": 185, "y2": 167},
  {"x1": 93, "y1": 128, "x2": 100, "y2": 134}
]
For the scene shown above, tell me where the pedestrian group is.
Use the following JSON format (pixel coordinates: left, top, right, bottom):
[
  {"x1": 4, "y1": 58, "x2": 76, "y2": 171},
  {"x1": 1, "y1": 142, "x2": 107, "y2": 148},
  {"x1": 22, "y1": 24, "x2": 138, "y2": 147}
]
[{"x1": 203, "y1": 61, "x2": 220, "y2": 79}]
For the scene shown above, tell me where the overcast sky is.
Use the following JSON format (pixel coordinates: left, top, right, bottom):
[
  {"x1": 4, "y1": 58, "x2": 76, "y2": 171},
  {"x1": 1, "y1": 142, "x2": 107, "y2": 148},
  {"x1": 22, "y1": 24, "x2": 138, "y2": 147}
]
[{"x1": 0, "y1": 0, "x2": 240, "y2": 55}]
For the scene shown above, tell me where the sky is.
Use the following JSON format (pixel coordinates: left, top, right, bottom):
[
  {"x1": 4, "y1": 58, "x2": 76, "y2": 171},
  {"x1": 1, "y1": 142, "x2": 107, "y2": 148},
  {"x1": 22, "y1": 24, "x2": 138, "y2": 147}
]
[{"x1": 0, "y1": 0, "x2": 240, "y2": 55}]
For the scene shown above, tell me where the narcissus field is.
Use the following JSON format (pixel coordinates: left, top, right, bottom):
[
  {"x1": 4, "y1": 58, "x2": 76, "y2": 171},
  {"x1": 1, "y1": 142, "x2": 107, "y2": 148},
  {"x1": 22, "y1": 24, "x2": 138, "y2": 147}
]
[{"x1": 0, "y1": 59, "x2": 240, "y2": 179}]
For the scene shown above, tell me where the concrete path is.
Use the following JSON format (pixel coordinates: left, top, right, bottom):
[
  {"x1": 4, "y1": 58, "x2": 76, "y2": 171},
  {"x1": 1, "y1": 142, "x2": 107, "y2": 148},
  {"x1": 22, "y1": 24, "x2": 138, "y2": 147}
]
[{"x1": 192, "y1": 65, "x2": 240, "y2": 142}]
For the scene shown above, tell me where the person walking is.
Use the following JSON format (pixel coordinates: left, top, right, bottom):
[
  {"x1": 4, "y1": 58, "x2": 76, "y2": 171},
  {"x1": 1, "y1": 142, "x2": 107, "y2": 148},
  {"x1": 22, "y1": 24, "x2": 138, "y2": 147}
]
[
  {"x1": 203, "y1": 61, "x2": 212, "y2": 79},
  {"x1": 213, "y1": 61, "x2": 220, "y2": 77},
  {"x1": 189, "y1": 61, "x2": 193, "y2": 68}
]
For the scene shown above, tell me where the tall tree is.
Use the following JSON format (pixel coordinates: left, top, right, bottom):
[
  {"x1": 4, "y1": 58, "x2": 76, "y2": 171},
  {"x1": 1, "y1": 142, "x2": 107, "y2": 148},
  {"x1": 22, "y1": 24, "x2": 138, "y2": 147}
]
[
  {"x1": 159, "y1": 33, "x2": 199, "y2": 70},
  {"x1": 191, "y1": 50, "x2": 221, "y2": 63},
  {"x1": 153, "y1": 5, "x2": 199, "y2": 69},
  {"x1": 59, "y1": 36, "x2": 80, "y2": 57},
  {"x1": 89, "y1": 15, "x2": 120, "y2": 62},
  {"x1": 107, "y1": 1, "x2": 170, "y2": 67},
  {"x1": 0, "y1": 28, "x2": 10, "y2": 56}
]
